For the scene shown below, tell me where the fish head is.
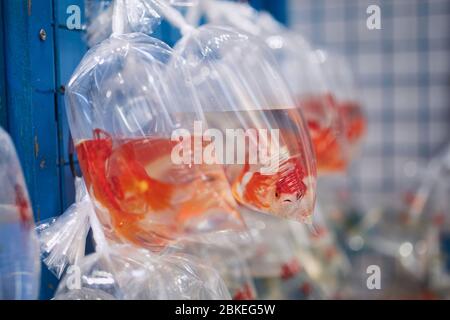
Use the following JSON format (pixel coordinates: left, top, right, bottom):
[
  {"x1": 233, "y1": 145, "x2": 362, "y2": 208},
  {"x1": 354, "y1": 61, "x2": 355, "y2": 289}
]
[
  {"x1": 268, "y1": 184, "x2": 305, "y2": 218},
  {"x1": 263, "y1": 158, "x2": 308, "y2": 218}
]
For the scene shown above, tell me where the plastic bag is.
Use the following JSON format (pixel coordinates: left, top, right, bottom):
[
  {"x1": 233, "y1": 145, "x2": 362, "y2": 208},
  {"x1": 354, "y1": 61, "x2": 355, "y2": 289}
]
[
  {"x1": 167, "y1": 236, "x2": 257, "y2": 300},
  {"x1": 66, "y1": 23, "x2": 245, "y2": 247},
  {"x1": 85, "y1": 0, "x2": 198, "y2": 47},
  {"x1": 200, "y1": 1, "x2": 349, "y2": 174},
  {"x1": 85, "y1": 0, "x2": 164, "y2": 47},
  {"x1": 86, "y1": 1, "x2": 317, "y2": 223},
  {"x1": 85, "y1": 0, "x2": 114, "y2": 47},
  {"x1": 0, "y1": 127, "x2": 40, "y2": 300},
  {"x1": 54, "y1": 288, "x2": 116, "y2": 300},
  {"x1": 36, "y1": 178, "x2": 91, "y2": 278},
  {"x1": 171, "y1": 24, "x2": 317, "y2": 223},
  {"x1": 242, "y1": 211, "x2": 323, "y2": 299},
  {"x1": 168, "y1": 0, "x2": 199, "y2": 7},
  {"x1": 38, "y1": 177, "x2": 231, "y2": 300},
  {"x1": 84, "y1": 3, "x2": 317, "y2": 223},
  {"x1": 407, "y1": 145, "x2": 450, "y2": 222},
  {"x1": 386, "y1": 145, "x2": 450, "y2": 292},
  {"x1": 298, "y1": 204, "x2": 351, "y2": 298},
  {"x1": 319, "y1": 53, "x2": 367, "y2": 156},
  {"x1": 54, "y1": 243, "x2": 231, "y2": 300}
]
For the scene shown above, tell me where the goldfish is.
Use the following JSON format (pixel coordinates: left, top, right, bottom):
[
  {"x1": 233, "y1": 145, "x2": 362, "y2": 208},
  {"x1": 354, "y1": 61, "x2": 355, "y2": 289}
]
[
  {"x1": 338, "y1": 101, "x2": 367, "y2": 145},
  {"x1": 298, "y1": 94, "x2": 348, "y2": 173},
  {"x1": 231, "y1": 155, "x2": 315, "y2": 223},
  {"x1": 307, "y1": 120, "x2": 347, "y2": 173},
  {"x1": 76, "y1": 129, "x2": 242, "y2": 248}
]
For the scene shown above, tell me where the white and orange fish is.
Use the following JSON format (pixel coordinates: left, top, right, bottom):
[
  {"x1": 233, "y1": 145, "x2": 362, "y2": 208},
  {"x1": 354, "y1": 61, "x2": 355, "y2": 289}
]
[
  {"x1": 231, "y1": 156, "x2": 316, "y2": 223},
  {"x1": 76, "y1": 129, "x2": 243, "y2": 247}
]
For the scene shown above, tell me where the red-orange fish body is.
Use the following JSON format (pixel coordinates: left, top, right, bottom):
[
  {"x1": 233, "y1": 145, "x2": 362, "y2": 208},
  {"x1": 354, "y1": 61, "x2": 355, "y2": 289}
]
[
  {"x1": 232, "y1": 156, "x2": 311, "y2": 220},
  {"x1": 300, "y1": 94, "x2": 348, "y2": 173},
  {"x1": 76, "y1": 129, "x2": 240, "y2": 246}
]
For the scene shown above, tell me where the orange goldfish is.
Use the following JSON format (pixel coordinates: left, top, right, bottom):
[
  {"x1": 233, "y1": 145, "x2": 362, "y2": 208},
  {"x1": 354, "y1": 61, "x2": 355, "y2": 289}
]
[
  {"x1": 307, "y1": 120, "x2": 347, "y2": 173},
  {"x1": 338, "y1": 101, "x2": 367, "y2": 145},
  {"x1": 298, "y1": 94, "x2": 348, "y2": 173},
  {"x1": 76, "y1": 129, "x2": 242, "y2": 248},
  {"x1": 231, "y1": 155, "x2": 315, "y2": 223}
]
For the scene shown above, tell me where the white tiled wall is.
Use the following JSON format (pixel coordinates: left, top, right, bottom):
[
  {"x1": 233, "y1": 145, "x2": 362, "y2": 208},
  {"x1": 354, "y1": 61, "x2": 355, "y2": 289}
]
[{"x1": 289, "y1": 0, "x2": 450, "y2": 208}]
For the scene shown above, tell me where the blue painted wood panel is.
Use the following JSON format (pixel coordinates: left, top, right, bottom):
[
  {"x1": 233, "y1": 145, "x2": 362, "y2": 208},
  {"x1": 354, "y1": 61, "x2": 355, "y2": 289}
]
[
  {"x1": 2, "y1": 0, "x2": 62, "y2": 299},
  {"x1": 0, "y1": 1, "x2": 7, "y2": 128}
]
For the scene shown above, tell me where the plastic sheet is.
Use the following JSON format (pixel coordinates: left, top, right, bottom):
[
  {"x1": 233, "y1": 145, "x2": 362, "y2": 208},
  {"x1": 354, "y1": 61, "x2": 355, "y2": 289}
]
[
  {"x1": 0, "y1": 127, "x2": 40, "y2": 300},
  {"x1": 171, "y1": 24, "x2": 317, "y2": 223}
]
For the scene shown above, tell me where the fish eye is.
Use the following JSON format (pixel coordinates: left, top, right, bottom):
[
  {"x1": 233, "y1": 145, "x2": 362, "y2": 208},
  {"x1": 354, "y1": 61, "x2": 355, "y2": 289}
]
[{"x1": 275, "y1": 191, "x2": 280, "y2": 198}]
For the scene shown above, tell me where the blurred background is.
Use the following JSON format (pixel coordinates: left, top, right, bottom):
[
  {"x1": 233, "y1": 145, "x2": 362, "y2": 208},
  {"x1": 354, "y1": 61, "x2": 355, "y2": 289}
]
[{"x1": 290, "y1": 0, "x2": 450, "y2": 210}]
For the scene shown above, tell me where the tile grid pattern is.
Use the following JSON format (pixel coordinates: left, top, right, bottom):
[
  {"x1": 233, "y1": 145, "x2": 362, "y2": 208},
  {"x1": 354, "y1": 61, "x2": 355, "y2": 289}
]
[{"x1": 289, "y1": 0, "x2": 450, "y2": 207}]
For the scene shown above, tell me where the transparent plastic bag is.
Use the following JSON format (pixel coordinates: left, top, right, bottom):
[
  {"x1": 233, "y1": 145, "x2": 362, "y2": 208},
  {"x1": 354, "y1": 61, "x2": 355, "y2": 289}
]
[
  {"x1": 171, "y1": 24, "x2": 317, "y2": 223},
  {"x1": 319, "y1": 53, "x2": 367, "y2": 156},
  {"x1": 242, "y1": 211, "x2": 323, "y2": 299},
  {"x1": 41, "y1": 177, "x2": 231, "y2": 300},
  {"x1": 397, "y1": 145, "x2": 450, "y2": 293},
  {"x1": 168, "y1": 237, "x2": 256, "y2": 300},
  {"x1": 0, "y1": 127, "x2": 40, "y2": 300},
  {"x1": 243, "y1": 212, "x2": 301, "y2": 279},
  {"x1": 85, "y1": 0, "x2": 114, "y2": 47},
  {"x1": 85, "y1": 0, "x2": 198, "y2": 47},
  {"x1": 169, "y1": 0, "x2": 198, "y2": 6},
  {"x1": 36, "y1": 178, "x2": 91, "y2": 279},
  {"x1": 84, "y1": 1, "x2": 317, "y2": 223},
  {"x1": 299, "y1": 204, "x2": 351, "y2": 298},
  {"x1": 85, "y1": 0, "x2": 164, "y2": 47},
  {"x1": 200, "y1": 1, "x2": 349, "y2": 174},
  {"x1": 66, "y1": 28, "x2": 245, "y2": 248},
  {"x1": 54, "y1": 243, "x2": 231, "y2": 300},
  {"x1": 372, "y1": 161, "x2": 446, "y2": 293},
  {"x1": 54, "y1": 288, "x2": 116, "y2": 300},
  {"x1": 407, "y1": 145, "x2": 450, "y2": 223},
  {"x1": 356, "y1": 200, "x2": 439, "y2": 298}
]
